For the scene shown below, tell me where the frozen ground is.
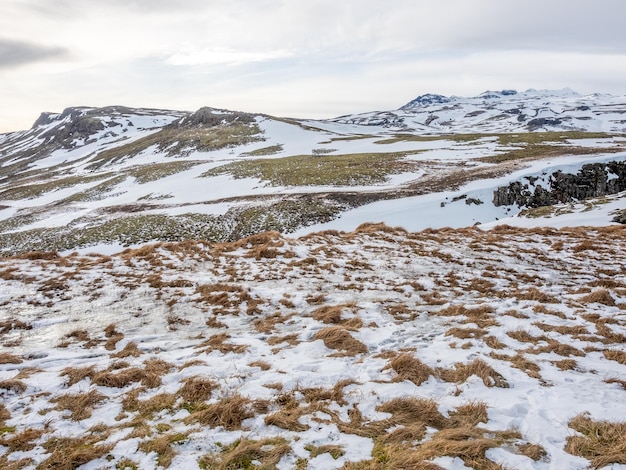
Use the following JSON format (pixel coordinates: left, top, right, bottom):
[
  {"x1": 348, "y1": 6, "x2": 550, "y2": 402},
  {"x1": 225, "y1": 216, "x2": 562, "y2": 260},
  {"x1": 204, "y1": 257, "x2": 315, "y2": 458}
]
[{"x1": 0, "y1": 224, "x2": 625, "y2": 469}]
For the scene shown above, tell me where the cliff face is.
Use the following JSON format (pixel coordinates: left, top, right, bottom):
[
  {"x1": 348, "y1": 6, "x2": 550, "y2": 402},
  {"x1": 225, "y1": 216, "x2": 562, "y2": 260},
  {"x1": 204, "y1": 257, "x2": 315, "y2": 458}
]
[{"x1": 493, "y1": 161, "x2": 626, "y2": 208}]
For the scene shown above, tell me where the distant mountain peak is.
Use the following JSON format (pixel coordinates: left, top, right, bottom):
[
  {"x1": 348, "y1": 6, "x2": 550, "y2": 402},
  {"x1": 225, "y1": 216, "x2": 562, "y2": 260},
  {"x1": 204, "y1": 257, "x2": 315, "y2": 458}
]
[{"x1": 400, "y1": 93, "x2": 452, "y2": 109}]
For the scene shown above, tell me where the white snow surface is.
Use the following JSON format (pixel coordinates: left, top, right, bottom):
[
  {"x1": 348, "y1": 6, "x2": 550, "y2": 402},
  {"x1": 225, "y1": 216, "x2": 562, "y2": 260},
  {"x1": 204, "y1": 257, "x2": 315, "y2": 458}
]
[{"x1": 0, "y1": 225, "x2": 625, "y2": 469}]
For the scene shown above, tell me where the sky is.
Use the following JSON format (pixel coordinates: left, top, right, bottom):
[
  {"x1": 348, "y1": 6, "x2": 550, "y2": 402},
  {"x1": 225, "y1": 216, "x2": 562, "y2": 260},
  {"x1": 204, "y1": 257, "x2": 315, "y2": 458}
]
[{"x1": 2, "y1": 0, "x2": 626, "y2": 133}]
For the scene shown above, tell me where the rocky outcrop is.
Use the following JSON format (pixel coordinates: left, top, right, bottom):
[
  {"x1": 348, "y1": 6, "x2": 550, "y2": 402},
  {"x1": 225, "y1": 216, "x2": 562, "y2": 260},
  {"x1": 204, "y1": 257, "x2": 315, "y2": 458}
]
[
  {"x1": 493, "y1": 161, "x2": 626, "y2": 207},
  {"x1": 613, "y1": 209, "x2": 626, "y2": 224},
  {"x1": 182, "y1": 107, "x2": 255, "y2": 127}
]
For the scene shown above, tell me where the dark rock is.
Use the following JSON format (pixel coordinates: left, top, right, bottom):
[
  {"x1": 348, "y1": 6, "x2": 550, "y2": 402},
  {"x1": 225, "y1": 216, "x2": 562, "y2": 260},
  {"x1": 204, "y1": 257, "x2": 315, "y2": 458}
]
[
  {"x1": 493, "y1": 161, "x2": 626, "y2": 208},
  {"x1": 527, "y1": 117, "x2": 562, "y2": 130},
  {"x1": 612, "y1": 209, "x2": 626, "y2": 224},
  {"x1": 184, "y1": 107, "x2": 255, "y2": 127}
]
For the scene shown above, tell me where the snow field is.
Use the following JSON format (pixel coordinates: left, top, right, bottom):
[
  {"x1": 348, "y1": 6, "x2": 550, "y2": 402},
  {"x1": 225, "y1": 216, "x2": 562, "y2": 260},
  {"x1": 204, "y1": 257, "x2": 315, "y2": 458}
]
[{"x1": 0, "y1": 225, "x2": 625, "y2": 468}]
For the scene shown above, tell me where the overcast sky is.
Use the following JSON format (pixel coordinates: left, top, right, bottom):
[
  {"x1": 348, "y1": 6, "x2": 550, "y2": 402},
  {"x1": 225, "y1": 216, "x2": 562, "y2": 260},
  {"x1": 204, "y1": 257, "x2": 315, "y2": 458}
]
[{"x1": 2, "y1": 0, "x2": 626, "y2": 132}]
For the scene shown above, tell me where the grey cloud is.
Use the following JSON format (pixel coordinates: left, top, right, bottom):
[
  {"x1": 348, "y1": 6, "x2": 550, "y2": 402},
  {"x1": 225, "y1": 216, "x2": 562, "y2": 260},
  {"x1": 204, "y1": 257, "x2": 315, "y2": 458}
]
[{"x1": 0, "y1": 38, "x2": 67, "y2": 68}]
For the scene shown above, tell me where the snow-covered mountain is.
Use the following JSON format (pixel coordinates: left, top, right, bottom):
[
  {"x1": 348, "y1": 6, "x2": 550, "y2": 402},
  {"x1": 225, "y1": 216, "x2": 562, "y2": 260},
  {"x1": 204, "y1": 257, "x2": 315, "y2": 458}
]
[
  {"x1": 333, "y1": 88, "x2": 626, "y2": 134},
  {"x1": 0, "y1": 90, "x2": 625, "y2": 256}
]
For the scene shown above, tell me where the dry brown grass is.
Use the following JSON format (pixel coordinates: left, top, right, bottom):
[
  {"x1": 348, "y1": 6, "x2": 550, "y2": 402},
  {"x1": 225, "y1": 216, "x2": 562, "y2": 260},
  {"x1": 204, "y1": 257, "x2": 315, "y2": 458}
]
[
  {"x1": 553, "y1": 359, "x2": 578, "y2": 371},
  {"x1": 267, "y1": 333, "x2": 300, "y2": 347},
  {"x1": 603, "y1": 349, "x2": 626, "y2": 365},
  {"x1": 533, "y1": 322, "x2": 590, "y2": 336},
  {"x1": 138, "y1": 432, "x2": 187, "y2": 468},
  {"x1": 312, "y1": 304, "x2": 351, "y2": 323},
  {"x1": 198, "y1": 437, "x2": 290, "y2": 470},
  {"x1": 483, "y1": 336, "x2": 507, "y2": 349},
  {"x1": 447, "y1": 401, "x2": 488, "y2": 427},
  {"x1": 377, "y1": 397, "x2": 448, "y2": 430},
  {"x1": 438, "y1": 359, "x2": 509, "y2": 388},
  {"x1": 605, "y1": 378, "x2": 626, "y2": 390},
  {"x1": 0, "y1": 352, "x2": 23, "y2": 364},
  {"x1": 445, "y1": 327, "x2": 487, "y2": 340},
  {"x1": 0, "y1": 379, "x2": 27, "y2": 394},
  {"x1": 305, "y1": 444, "x2": 345, "y2": 459},
  {"x1": 62, "y1": 365, "x2": 96, "y2": 386},
  {"x1": 52, "y1": 389, "x2": 106, "y2": 420},
  {"x1": 112, "y1": 341, "x2": 142, "y2": 358},
  {"x1": 196, "y1": 333, "x2": 249, "y2": 354},
  {"x1": 525, "y1": 340, "x2": 585, "y2": 357},
  {"x1": 565, "y1": 413, "x2": 626, "y2": 468},
  {"x1": 248, "y1": 360, "x2": 271, "y2": 371},
  {"x1": 0, "y1": 428, "x2": 44, "y2": 452},
  {"x1": 385, "y1": 353, "x2": 434, "y2": 386},
  {"x1": 124, "y1": 391, "x2": 176, "y2": 416},
  {"x1": 264, "y1": 405, "x2": 309, "y2": 432},
  {"x1": 178, "y1": 376, "x2": 217, "y2": 403},
  {"x1": 513, "y1": 287, "x2": 559, "y2": 303},
  {"x1": 39, "y1": 435, "x2": 114, "y2": 470},
  {"x1": 313, "y1": 326, "x2": 368, "y2": 355},
  {"x1": 580, "y1": 288, "x2": 616, "y2": 306},
  {"x1": 185, "y1": 394, "x2": 265, "y2": 430},
  {"x1": 92, "y1": 367, "x2": 145, "y2": 388}
]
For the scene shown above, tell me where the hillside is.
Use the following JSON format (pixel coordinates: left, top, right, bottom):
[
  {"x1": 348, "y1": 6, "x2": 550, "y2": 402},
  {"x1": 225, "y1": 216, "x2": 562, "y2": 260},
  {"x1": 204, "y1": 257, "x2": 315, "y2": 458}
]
[
  {"x1": 1, "y1": 224, "x2": 625, "y2": 469},
  {"x1": 0, "y1": 90, "x2": 625, "y2": 255},
  {"x1": 0, "y1": 91, "x2": 625, "y2": 469}
]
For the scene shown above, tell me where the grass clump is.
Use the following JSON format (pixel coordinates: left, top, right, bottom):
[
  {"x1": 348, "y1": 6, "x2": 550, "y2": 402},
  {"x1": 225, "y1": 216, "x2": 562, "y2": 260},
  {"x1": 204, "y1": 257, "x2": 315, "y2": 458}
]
[
  {"x1": 202, "y1": 151, "x2": 420, "y2": 187},
  {"x1": 565, "y1": 413, "x2": 626, "y2": 468},
  {"x1": 198, "y1": 437, "x2": 290, "y2": 470},
  {"x1": 312, "y1": 326, "x2": 368, "y2": 355}
]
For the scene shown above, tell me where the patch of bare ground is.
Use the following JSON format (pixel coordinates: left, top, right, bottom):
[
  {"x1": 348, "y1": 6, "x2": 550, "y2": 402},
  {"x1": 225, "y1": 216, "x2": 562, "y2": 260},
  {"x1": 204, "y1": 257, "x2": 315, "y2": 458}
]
[{"x1": 565, "y1": 413, "x2": 626, "y2": 468}]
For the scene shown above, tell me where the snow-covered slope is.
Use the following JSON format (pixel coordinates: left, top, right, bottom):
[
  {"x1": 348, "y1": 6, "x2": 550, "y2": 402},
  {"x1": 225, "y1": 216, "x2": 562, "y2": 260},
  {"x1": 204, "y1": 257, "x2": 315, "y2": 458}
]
[
  {"x1": 334, "y1": 89, "x2": 626, "y2": 134},
  {"x1": 1, "y1": 91, "x2": 625, "y2": 255},
  {"x1": 1, "y1": 225, "x2": 625, "y2": 469}
]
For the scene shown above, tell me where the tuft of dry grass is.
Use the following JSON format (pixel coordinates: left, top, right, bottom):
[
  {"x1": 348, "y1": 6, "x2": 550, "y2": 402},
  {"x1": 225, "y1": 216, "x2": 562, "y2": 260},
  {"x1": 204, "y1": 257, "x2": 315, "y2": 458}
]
[
  {"x1": 438, "y1": 359, "x2": 509, "y2": 388},
  {"x1": 185, "y1": 394, "x2": 265, "y2": 430},
  {"x1": 553, "y1": 359, "x2": 578, "y2": 371},
  {"x1": 52, "y1": 389, "x2": 106, "y2": 420},
  {"x1": 448, "y1": 401, "x2": 488, "y2": 427},
  {"x1": 305, "y1": 444, "x2": 345, "y2": 459},
  {"x1": 579, "y1": 289, "x2": 616, "y2": 306},
  {"x1": 313, "y1": 326, "x2": 368, "y2": 355},
  {"x1": 112, "y1": 341, "x2": 142, "y2": 358},
  {"x1": 62, "y1": 365, "x2": 96, "y2": 386},
  {"x1": 0, "y1": 428, "x2": 44, "y2": 452},
  {"x1": 385, "y1": 353, "x2": 434, "y2": 386},
  {"x1": 92, "y1": 367, "x2": 145, "y2": 388},
  {"x1": 196, "y1": 333, "x2": 249, "y2": 354},
  {"x1": 0, "y1": 352, "x2": 23, "y2": 364},
  {"x1": 138, "y1": 432, "x2": 187, "y2": 468},
  {"x1": 178, "y1": 376, "x2": 217, "y2": 404},
  {"x1": 248, "y1": 360, "x2": 271, "y2": 371},
  {"x1": 198, "y1": 437, "x2": 290, "y2": 470},
  {"x1": 39, "y1": 435, "x2": 114, "y2": 470},
  {"x1": 565, "y1": 413, "x2": 626, "y2": 468},
  {"x1": 0, "y1": 379, "x2": 27, "y2": 394},
  {"x1": 603, "y1": 349, "x2": 626, "y2": 365}
]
